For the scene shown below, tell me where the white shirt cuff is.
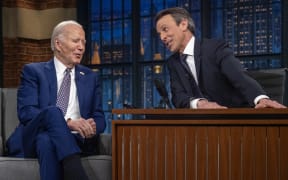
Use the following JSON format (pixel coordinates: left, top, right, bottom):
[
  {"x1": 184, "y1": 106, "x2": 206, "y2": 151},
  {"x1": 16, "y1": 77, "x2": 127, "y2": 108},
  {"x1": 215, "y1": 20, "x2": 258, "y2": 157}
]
[
  {"x1": 190, "y1": 98, "x2": 204, "y2": 109},
  {"x1": 254, "y1": 95, "x2": 269, "y2": 105}
]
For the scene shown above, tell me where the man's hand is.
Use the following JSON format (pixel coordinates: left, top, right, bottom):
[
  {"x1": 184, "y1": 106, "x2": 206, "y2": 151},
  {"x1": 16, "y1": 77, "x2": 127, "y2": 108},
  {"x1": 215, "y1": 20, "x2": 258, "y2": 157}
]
[
  {"x1": 197, "y1": 99, "x2": 227, "y2": 109},
  {"x1": 67, "y1": 118, "x2": 96, "y2": 138},
  {"x1": 255, "y1": 98, "x2": 286, "y2": 109},
  {"x1": 87, "y1": 118, "x2": 96, "y2": 134}
]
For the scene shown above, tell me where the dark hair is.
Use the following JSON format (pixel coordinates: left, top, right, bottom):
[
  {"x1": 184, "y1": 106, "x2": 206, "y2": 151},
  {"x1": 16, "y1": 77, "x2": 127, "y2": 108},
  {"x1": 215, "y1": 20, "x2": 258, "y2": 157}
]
[{"x1": 155, "y1": 7, "x2": 196, "y2": 35}]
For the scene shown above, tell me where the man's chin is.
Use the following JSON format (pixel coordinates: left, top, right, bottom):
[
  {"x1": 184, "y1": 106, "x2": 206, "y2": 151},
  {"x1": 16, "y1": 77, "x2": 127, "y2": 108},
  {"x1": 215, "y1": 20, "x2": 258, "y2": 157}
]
[
  {"x1": 73, "y1": 59, "x2": 82, "y2": 64},
  {"x1": 169, "y1": 48, "x2": 177, "y2": 53},
  {"x1": 168, "y1": 45, "x2": 178, "y2": 52}
]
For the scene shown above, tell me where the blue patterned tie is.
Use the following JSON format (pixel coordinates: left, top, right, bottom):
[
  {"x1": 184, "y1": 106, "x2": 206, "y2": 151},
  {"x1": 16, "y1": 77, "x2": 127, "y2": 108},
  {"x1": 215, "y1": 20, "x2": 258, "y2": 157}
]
[{"x1": 56, "y1": 68, "x2": 71, "y2": 115}]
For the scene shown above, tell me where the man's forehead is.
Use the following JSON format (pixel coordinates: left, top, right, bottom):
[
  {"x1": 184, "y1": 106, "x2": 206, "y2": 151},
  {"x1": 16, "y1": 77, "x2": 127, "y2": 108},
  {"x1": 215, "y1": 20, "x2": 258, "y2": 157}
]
[
  {"x1": 157, "y1": 15, "x2": 174, "y2": 27},
  {"x1": 158, "y1": 14, "x2": 173, "y2": 22}
]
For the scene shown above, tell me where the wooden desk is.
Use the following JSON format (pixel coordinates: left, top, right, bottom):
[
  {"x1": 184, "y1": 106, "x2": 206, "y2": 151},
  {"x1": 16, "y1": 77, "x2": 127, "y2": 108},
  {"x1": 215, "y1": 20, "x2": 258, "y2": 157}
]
[{"x1": 112, "y1": 109, "x2": 288, "y2": 180}]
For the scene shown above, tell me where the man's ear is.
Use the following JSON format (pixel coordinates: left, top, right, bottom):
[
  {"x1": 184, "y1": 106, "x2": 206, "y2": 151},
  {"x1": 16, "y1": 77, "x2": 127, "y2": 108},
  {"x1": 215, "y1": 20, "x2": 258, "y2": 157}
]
[
  {"x1": 179, "y1": 19, "x2": 189, "y2": 31},
  {"x1": 54, "y1": 39, "x2": 61, "y2": 51}
]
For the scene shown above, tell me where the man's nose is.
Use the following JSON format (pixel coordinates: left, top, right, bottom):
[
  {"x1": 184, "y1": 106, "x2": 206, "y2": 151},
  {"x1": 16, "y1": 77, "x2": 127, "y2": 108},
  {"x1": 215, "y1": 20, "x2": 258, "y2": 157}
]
[
  {"x1": 78, "y1": 42, "x2": 85, "y2": 50},
  {"x1": 160, "y1": 33, "x2": 166, "y2": 42}
]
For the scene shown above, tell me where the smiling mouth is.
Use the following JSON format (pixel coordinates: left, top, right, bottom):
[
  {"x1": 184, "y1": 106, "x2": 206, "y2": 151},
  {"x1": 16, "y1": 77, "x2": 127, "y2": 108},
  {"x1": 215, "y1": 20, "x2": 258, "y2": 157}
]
[
  {"x1": 166, "y1": 40, "x2": 172, "y2": 49},
  {"x1": 167, "y1": 43, "x2": 172, "y2": 49}
]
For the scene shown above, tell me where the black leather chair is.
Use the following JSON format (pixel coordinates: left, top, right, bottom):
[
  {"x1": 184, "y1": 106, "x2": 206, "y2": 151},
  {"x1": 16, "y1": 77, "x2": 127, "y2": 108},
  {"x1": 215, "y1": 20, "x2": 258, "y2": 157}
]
[{"x1": 246, "y1": 68, "x2": 288, "y2": 105}]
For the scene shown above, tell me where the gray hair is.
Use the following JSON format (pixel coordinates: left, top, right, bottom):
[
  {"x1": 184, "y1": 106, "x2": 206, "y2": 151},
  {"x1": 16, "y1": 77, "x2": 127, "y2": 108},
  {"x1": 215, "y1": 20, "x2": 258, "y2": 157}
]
[
  {"x1": 155, "y1": 7, "x2": 196, "y2": 35},
  {"x1": 50, "y1": 20, "x2": 83, "y2": 51}
]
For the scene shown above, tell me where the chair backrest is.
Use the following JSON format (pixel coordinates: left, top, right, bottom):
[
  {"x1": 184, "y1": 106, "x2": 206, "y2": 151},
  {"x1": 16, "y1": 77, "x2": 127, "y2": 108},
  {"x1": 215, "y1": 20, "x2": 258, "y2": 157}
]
[
  {"x1": 1, "y1": 88, "x2": 18, "y2": 154},
  {"x1": 246, "y1": 68, "x2": 288, "y2": 106}
]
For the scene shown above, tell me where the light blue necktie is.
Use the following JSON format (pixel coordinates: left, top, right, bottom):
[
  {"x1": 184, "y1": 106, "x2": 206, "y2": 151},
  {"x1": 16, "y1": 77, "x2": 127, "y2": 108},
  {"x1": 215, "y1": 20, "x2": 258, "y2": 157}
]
[{"x1": 56, "y1": 68, "x2": 71, "y2": 115}]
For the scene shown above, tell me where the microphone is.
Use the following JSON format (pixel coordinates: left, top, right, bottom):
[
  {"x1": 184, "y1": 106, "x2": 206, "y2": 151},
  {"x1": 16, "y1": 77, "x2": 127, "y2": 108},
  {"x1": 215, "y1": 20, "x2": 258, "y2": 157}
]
[{"x1": 153, "y1": 78, "x2": 173, "y2": 109}]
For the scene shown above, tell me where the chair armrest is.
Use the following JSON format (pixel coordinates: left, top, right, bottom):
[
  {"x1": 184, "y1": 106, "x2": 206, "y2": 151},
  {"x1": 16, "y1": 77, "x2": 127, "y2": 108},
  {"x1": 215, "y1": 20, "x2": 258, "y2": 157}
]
[{"x1": 96, "y1": 133, "x2": 112, "y2": 155}]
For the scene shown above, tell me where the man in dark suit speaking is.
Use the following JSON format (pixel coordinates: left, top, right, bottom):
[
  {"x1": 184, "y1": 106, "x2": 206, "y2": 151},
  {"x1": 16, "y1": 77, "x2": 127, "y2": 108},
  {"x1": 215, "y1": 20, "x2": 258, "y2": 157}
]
[
  {"x1": 155, "y1": 7, "x2": 286, "y2": 109},
  {"x1": 6, "y1": 20, "x2": 106, "y2": 180}
]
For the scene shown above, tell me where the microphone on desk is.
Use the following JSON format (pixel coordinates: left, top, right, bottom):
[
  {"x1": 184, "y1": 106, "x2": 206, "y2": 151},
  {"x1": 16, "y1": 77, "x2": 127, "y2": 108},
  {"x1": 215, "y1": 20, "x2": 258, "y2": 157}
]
[{"x1": 154, "y1": 78, "x2": 173, "y2": 109}]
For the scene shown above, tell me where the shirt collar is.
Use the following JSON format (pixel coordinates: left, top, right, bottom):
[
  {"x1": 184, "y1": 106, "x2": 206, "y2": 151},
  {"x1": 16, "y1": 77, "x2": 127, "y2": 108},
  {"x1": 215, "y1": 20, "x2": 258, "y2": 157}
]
[
  {"x1": 183, "y1": 36, "x2": 195, "y2": 56},
  {"x1": 54, "y1": 57, "x2": 75, "y2": 75}
]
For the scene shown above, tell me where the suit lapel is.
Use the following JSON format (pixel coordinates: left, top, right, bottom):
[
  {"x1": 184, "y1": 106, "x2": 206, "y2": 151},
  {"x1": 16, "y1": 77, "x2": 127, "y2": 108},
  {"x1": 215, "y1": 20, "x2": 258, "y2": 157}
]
[
  {"x1": 174, "y1": 58, "x2": 191, "y2": 93},
  {"x1": 194, "y1": 39, "x2": 208, "y2": 98},
  {"x1": 44, "y1": 60, "x2": 57, "y2": 105},
  {"x1": 194, "y1": 39, "x2": 201, "y2": 79},
  {"x1": 178, "y1": 53, "x2": 193, "y2": 76},
  {"x1": 174, "y1": 53, "x2": 203, "y2": 97},
  {"x1": 75, "y1": 66, "x2": 86, "y2": 111}
]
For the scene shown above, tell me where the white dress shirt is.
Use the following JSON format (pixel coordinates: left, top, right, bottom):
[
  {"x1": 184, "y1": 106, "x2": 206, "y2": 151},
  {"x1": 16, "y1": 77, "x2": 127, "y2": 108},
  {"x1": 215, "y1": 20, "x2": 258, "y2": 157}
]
[
  {"x1": 183, "y1": 36, "x2": 198, "y2": 84},
  {"x1": 54, "y1": 57, "x2": 80, "y2": 120}
]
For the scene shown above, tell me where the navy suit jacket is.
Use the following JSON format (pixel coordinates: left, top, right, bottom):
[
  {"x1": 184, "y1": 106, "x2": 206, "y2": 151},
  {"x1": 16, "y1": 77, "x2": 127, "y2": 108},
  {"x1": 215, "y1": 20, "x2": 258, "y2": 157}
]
[
  {"x1": 7, "y1": 59, "x2": 106, "y2": 157},
  {"x1": 167, "y1": 38, "x2": 266, "y2": 108}
]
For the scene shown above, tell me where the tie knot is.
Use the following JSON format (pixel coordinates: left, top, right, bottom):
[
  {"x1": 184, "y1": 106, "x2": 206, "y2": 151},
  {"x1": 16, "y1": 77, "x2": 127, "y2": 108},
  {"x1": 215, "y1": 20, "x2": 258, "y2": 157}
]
[
  {"x1": 65, "y1": 68, "x2": 71, "y2": 73},
  {"x1": 180, "y1": 54, "x2": 187, "y2": 61}
]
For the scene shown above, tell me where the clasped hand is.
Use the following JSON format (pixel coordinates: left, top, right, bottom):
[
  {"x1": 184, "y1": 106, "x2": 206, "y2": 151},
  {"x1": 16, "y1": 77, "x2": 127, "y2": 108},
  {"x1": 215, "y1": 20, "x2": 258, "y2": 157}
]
[{"x1": 67, "y1": 118, "x2": 96, "y2": 138}]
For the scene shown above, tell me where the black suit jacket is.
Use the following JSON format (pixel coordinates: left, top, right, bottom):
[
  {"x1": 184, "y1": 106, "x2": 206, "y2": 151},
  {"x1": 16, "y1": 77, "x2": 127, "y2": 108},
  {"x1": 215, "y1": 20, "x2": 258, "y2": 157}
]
[{"x1": 167, "y1": 38, "x2": 266, "y2": 108}]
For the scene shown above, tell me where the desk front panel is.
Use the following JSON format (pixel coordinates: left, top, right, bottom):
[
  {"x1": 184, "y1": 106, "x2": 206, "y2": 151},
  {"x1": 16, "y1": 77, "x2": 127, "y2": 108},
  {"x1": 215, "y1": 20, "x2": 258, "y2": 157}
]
[{"x1": 112, "y1": 120, "x2": 288, "y2": 180}]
